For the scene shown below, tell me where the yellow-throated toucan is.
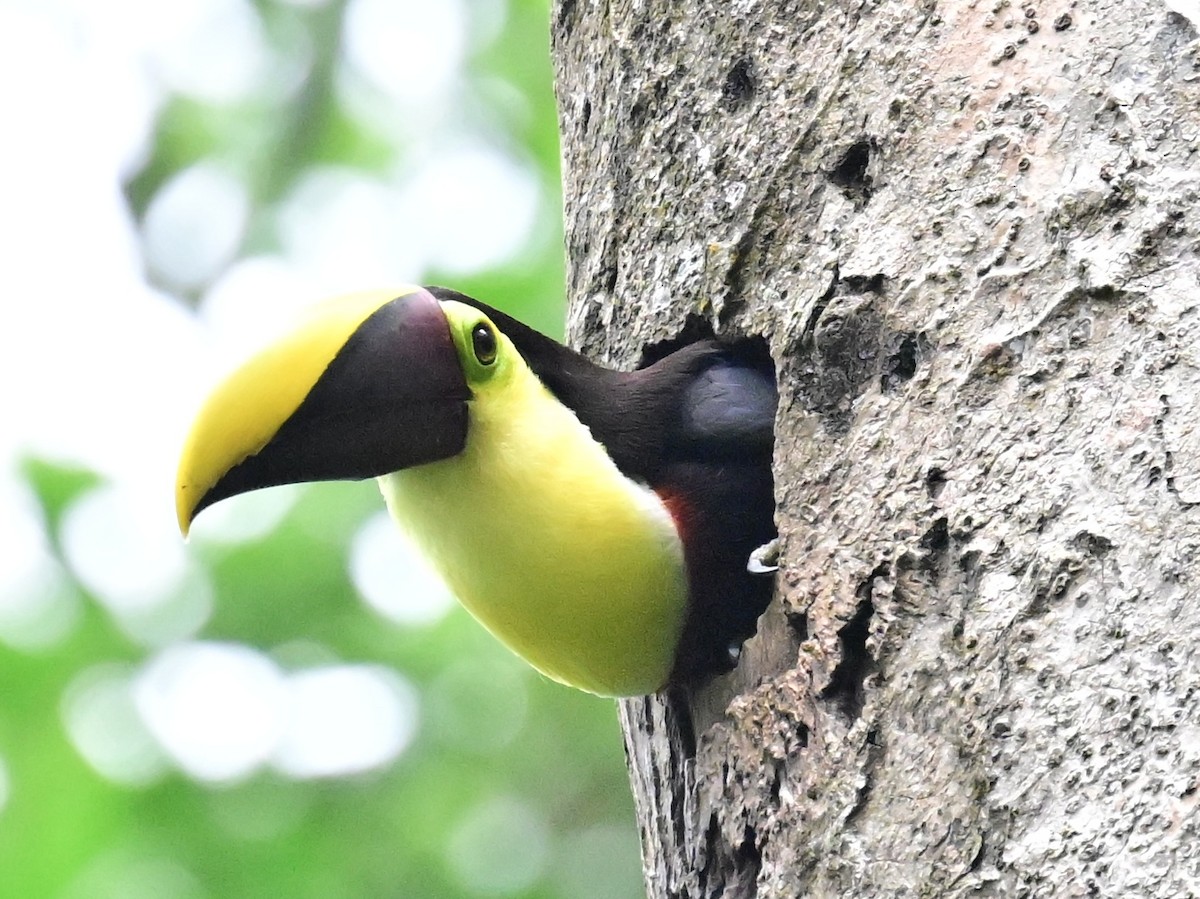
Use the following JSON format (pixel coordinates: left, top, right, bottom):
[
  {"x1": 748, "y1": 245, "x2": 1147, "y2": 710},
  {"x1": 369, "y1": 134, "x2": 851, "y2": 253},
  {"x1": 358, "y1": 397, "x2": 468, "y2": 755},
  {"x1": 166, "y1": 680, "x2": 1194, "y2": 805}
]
[{"x1": 176, "y1": 286, "x2": 776, "y2": 697}]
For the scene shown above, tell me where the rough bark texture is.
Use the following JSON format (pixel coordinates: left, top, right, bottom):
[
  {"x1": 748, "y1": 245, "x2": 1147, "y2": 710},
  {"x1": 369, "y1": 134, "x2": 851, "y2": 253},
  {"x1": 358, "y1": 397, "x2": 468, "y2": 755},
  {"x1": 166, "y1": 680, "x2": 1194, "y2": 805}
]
[{"x1": 553, "y1": 1, "x2": 1200, "y2": 897}]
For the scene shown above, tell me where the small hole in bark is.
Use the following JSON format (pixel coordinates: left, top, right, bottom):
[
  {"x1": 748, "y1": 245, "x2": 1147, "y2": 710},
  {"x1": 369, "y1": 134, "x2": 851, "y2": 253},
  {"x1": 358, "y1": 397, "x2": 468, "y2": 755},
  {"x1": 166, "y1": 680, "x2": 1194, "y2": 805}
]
[
  {"x1": 580, "y1": 98, "x2": 591, "y2": 129},
  {"x1": 785, "y1": 608, "x2": 808, "y2": 640},
  {"x1": 603, "y1": 263, "x2": 618, "y2": 296},
  {"x1": 882, "y1": 331, "x2": 920, "y2": 390},
  {"x1": 702, "y1": 818, "x2": 762, "y2": 899},
  {"x1": 1071, "y1": 530, "x2": 1114, "y2": 557},
  {"x1": 629, "y1": 98, "x2": 648, "y2": 131},
  {"x1": 556, "y1": 0, "x2": 578, "y2": 30},
  {"x1": 821, "y1": 589, "x2": 876, "y2": 718},
  {"x1": 738, "y1": 825, "x2": 762, "y2": 868},
  {"x1": 925, "y1": 466, "x2": 947, "y2": 498},
  {"x1": 842, "y1": 273, "x2": 885, "y2": 294},
  {"x1": 921, "y1": 517, "x2": 950, "y2": 556},
  {"x1": 722, "y1": 57, "x2": 757, "y2": 110},
  {"x1": 829, "y1": 138, "x2": 875, "y2": 195},
  {"x1": 768, "y1": 765, "x2": 783, "y2": 806}
]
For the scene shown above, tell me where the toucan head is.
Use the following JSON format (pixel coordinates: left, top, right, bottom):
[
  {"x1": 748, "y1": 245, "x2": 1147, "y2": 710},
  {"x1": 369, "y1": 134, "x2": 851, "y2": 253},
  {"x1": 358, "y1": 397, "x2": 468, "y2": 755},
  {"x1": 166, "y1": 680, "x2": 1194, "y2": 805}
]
[{"x1": 175, "y1": 286, "x2": 521, "y2": 535}]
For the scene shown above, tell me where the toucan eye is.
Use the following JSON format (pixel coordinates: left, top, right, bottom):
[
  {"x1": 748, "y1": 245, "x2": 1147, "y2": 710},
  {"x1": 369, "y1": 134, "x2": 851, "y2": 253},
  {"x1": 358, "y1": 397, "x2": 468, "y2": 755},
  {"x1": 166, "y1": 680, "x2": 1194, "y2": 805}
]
[{"x1": 471, "y1": 322, "x2": 497, "y2": 366}]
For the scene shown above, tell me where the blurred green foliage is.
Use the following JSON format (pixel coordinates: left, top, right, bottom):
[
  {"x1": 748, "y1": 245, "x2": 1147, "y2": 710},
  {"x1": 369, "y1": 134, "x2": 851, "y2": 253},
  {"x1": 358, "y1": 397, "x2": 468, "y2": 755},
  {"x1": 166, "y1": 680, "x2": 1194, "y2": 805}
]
[{"x1": 0, "y1": 2, "x2": 645, "y2": 898}]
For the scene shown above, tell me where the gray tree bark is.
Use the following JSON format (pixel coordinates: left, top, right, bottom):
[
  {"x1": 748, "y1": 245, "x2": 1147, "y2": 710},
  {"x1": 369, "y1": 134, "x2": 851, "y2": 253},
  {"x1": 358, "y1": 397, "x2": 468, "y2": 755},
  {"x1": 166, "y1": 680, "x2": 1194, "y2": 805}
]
[{"x1": 552, "y1": 1, "x2": 1200, "y2": 897}]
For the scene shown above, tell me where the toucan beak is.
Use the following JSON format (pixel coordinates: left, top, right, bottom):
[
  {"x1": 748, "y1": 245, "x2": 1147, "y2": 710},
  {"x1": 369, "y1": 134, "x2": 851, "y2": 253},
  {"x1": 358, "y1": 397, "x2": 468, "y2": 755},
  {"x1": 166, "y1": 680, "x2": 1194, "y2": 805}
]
[{"x1": 176, "y1": 287, "x2": 470, "y2": 535}]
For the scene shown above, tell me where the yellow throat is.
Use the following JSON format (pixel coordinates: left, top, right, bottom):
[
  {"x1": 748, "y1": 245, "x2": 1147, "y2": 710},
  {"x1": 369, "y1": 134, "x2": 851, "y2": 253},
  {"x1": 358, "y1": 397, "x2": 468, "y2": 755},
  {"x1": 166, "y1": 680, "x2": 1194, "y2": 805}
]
[{"x1": 379, "y1": 307, "x2": 687, "y2": 696}]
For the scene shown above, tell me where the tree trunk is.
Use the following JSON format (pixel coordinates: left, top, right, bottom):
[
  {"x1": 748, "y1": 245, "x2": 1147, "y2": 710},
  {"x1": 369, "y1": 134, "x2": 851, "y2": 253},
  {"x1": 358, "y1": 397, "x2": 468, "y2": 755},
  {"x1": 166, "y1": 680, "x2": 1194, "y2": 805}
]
[{"x1": 552, "y1": 1, "x2": 1200, "y2": 896}]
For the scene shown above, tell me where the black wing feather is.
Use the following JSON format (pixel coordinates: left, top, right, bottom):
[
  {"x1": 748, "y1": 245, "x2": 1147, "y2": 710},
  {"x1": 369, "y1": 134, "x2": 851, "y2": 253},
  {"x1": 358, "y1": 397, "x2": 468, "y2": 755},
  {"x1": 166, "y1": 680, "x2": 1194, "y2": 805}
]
[{"x1": 675, "y1": 360, "x2": 777, "y2": 459}]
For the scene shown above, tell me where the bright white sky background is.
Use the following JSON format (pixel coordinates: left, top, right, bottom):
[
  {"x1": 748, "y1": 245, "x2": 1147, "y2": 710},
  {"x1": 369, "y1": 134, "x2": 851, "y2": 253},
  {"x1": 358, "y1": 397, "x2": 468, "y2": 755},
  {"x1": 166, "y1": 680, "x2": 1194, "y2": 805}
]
[{"x1": 0, "y1": 0, "x2": 545, "y2": 789}]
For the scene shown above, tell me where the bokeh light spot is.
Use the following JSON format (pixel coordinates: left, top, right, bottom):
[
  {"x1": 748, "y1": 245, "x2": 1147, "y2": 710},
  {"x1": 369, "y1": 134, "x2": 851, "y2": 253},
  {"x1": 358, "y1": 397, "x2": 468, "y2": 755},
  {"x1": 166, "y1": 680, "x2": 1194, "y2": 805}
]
[
  {"x1": 61, "y1": 664, "x2": 169, "y2": 786},
  {"x1": 134, "y1": 642, "x2": 286, "y2": 783},
  {"x1": 200, "y1": 255, "x2": 328, "y2": 364},
  {"x1": 350, "y1": 511, "x2": 455, "y2": 626},
  {"x1": 343, "y1": 0, "x2": 466, "y2": 109},
  {"x1": 277, "y1": 167, "x2": 424, "y2": 290},
  {"x1": 273, "y1": 664, "x2": 419, "y2": 778},
  {"x1": 60, "y1": 851, "x2": 204, "y2": 899},
  {"x1": 0, "y1": 476, "x2": 80, "y2": 650},
  {"x1": 142, "y1": 164, "x2": 250, "y2": 291},
  {"x1": 133, "y1": 643, "x2": 420, "y2": 784},
  {"x1": 61, "y1": 483, "x2": 213, "y2": 646},
  {"x1": 0, "y1": 555, "x2": 79, "y2": 651},
  {"x1": 403, "y1": 143, "x2": 542, "y2": 275},
  {"x1": 447, "y1": 795, "x2": 549, "y2": 896},
  {"x1": 552, "y1": 825, "x2": 646, "y2": 899},
  {"x1": 428, "y1": 658, "x2": 528, "y2": 755},
  {"x1": 185, "y1": 485, "x2": 302, "y2": 545},
  {"x1": 147, "y1": 0, "x2": 269, "y2": 102}
]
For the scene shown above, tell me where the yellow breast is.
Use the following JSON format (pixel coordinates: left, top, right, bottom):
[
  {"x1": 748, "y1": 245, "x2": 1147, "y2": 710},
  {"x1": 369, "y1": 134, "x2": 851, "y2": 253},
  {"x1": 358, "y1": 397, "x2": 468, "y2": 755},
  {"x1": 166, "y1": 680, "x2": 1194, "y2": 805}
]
[{"x1": 378, "y1": 343, "x2": 687, "y2": 697}]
